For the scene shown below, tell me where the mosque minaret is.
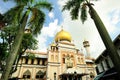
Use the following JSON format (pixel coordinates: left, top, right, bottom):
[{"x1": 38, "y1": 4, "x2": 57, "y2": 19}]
[{"x1": 83, "y1": 40, "x2": 91, "y2": 58}]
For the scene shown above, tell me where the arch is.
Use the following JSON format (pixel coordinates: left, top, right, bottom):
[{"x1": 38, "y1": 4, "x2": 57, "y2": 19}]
[
  {"x1": 81, "y1": 58, "x2": 84, "y2": 64},
  {"x1": 36, "y1": 70, "x2": 45, "y2": 79},
  {"x1": 23, "y1": 70, "x2": 31, "y2": 79},
  {"x1": 62, "y1": 54, "x2": 65, "y2": 57}
]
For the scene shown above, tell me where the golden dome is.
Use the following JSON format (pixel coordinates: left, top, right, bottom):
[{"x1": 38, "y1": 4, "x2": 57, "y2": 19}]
[
  {"x1": 55, "y1": 29, "x2": 72, "y2": 42},
  {"x1": 51, "y1": 42, "x2": 56, "y2": 46}
]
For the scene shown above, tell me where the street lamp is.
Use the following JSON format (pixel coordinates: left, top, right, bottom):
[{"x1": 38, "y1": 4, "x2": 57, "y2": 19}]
[
  {"x1": 54, "y1": 72, "x2": 56, "y2": 80},
  {"x1": 74, "y1": 71, "x2": 77, "y2": 80}
]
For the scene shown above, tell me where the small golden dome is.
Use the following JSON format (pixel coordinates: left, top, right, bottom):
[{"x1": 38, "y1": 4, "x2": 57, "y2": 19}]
[
  {"x1": 51, "y1": 42, "x2": 56, "y2": 46},
  {"x1": 55, "y1": 29, "x2": 72, "y2": 42}
]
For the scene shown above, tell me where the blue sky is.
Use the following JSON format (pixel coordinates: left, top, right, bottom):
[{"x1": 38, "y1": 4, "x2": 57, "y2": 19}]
[{"x1": 0, "y1": 0, "x2": 120, "y2": 58}]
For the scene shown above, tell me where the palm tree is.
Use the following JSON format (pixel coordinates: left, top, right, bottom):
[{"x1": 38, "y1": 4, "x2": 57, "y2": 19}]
[
  {"x1": 1, "y1": 0, "x2": 52, "y2": 80},
  {"x1": 62, "y1": 0, "x2": 120, "y2": 76}
]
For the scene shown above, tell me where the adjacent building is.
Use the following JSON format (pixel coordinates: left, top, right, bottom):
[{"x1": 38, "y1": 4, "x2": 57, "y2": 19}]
[{"x1": 94, "y1": 34, "x2": 120, "y2": 80}]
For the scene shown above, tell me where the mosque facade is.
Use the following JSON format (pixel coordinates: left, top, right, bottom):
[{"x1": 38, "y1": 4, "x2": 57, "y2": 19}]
[{"x1": 12, "y1": 29, "x2": 96, "y2": 80}]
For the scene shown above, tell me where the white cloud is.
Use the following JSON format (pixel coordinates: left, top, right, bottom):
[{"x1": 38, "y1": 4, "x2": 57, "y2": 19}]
[
  {"x1": 41, "y1": 19, "x2": 60, "y2": 37},
  {"x1": 110, "y1": 10, "x2": 120, "y2": 25},
  {"x1": 48, "y1": 12, "x2": 54, "y2": 19},
  {"x1": 37, "y1": 19, "x2": 60, "y2": 52},
  {"x1": 36, "y1": 36, "x2": 47, "y2": 52}
]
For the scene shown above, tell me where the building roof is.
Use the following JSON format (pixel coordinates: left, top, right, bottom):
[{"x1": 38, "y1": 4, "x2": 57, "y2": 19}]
[
  {"x1": 23, "y1": 50, "x2": 48, "y2": 58},
  {"x1": 85, "y1": 59, "x2": 94, "y2": 63},
  {"x1": 26, "y1": 50, "x2": 47, "y2": 55}
]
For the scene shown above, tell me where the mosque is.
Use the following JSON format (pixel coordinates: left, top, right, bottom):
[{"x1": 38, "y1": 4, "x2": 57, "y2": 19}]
[{"x1": 12, "y1": 28, "x2": 96, "y2": 80}]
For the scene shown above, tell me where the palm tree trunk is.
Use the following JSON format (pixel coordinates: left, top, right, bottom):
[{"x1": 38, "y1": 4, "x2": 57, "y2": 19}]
[
  {"x1": 11, "y1": 49, "x2": 26, "y2": 74},
  {"x1": 1, "y1": 12, "x2": 28, "y2": 80},
  {"x1": 88, "y1": 4, "x2": 120, "y2": 76}
]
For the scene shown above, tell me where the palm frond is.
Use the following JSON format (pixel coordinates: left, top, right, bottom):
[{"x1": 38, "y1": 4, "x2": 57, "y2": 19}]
[
  {"x1": 70, "y1": 3, "x2": 80, "y2": 20},
  {"x1": 22, "y1": 33, "x2": 38, "y2": 49},
  {"x1": 14, "y1": 0, "x2": 30, "y2": 5},
  {"x1": 29, "y1": 8, "x2": 45, "y2": 36},
  {"x1": 80, "y1": 4, "x2": 87, "y2": 23},
  {"x1": 62, "y1": 0, "x2": 86, "y2": 21},
  {"x1": 62, "y1": 0, "x2": 75, "y2": 11},
  {"x1": 34, "y1": 1, "x2": 52, "y2": 11},
  {"x1": 3, "y1": 5, "x2": 24, "y2": 26}
]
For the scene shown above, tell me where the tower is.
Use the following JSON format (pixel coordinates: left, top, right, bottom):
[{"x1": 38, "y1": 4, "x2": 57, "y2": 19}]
[{"x1": 83, "y1": 40, "x2": 90, "y2": 58}]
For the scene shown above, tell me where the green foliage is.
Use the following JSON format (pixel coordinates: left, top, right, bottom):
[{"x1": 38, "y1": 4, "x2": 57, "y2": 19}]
[
  {"x1": 62, "y1": 0, "x2": 88, "y2": 23},
  {"x1": 21, "y1": 33, "x2": 38, "y2": 51},
  {"x1": 0, "y1": 42, "x2": 9, "y2": 61},
  {"x1": 34, "y1": 1, "x2": 52, "y2": 11},
  {"x1": 1, "y1": 26, "x2": 38, "y2": 53},
  {"x1": 25, "y1": 52, "x2": 35, "y2": 59},
  {"x1": 80, "y1": 4, "x2": 87, "y2": 23},
  {"x1": 70, "y1": 3, "x2": 80, "y2": 20},
  {"x1": 0, "y1": 25, "x2": 37, "y2": 61},
  {"x1": 27, "y1": 53, "x2": 35, "y2": 59},
  {"x1": 0, "y1": 26, "x2": 17, "y2": 62},
  {"x1": 29, "y1": 8, "x2": 45, "y2": 35},
  {"x1": 3, "y1": 5, "x2": 24, "y2": 26},
  {"x1": 3, "y1": 0, "x2": 33, "y2": 5},
  {"x1": 62, "y1": 0, "x2": 75, "y2": 11}
]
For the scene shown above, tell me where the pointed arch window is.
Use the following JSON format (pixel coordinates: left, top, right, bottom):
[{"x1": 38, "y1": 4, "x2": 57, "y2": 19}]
[
  {"x1": 36, "y1": 70, "x2": 45, "y2": 79},
  {"x1": 23, "y1": 70, "x2": 31, "y2": 79}
]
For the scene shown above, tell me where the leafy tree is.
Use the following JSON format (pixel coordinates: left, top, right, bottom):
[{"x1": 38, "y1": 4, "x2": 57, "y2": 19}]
[
  {"x1": 0, "y1": 26, "x2": 38, "y2": 75},
  {"x1": 1, "y1": 0, "x2": 52, "y2": 80},
  {"x1": 62, "y1": 0, "x2": 120, "y2": 76},
  {"x1": 0, "y1": 27, "x2": 14, "y2": 73}
]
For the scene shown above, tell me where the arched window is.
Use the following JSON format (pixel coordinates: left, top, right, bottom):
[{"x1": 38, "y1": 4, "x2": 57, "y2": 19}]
[
  {"x1": 55, "y1": 55, "x2": 58, "y2": 62},
  {"x1": 51, "y1": 55, "x2": 54, "y2": 61},
  {"x1": 62, "y1": 54, "x2": 65, "y2": 63},
  {"x1": 81, "y1": 58, "x2": 84, "y2": 64},
  {"x1": 23, "y1": 70, "x2": 31, "y2": 79},
  {"x1": 36, "y1": 70, "x2": 45, "y2": 79}
]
